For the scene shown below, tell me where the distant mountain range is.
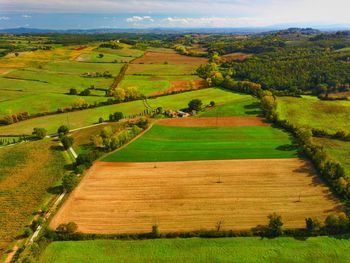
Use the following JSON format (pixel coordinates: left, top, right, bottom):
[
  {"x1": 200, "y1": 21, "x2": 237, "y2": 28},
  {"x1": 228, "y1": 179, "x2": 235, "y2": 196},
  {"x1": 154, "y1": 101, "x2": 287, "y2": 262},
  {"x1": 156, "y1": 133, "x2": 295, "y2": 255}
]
[{"x1": 0, "y1": 26, "x2": 348, "y2": 35}]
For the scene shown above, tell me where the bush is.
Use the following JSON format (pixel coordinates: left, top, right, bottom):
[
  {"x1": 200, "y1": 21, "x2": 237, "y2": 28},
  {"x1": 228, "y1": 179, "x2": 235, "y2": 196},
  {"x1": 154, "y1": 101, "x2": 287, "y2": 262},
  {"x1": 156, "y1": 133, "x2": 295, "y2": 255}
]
[
  {"x1": 80, "y1": 88, "x2": 91, "y2": 96},
  {"x1": 56, "y1": 222, "x2": 78, "y2": 234},
  {"x1": 69, "y1": 88, "x2": 78, "y2": 95}
]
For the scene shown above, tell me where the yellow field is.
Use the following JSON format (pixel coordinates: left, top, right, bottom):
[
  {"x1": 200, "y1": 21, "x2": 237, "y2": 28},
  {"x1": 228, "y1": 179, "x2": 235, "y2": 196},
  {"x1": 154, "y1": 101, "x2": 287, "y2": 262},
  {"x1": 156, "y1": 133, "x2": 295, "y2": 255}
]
[{"x1": 50, "y1": 159, "x2": 341, "y2": 234}]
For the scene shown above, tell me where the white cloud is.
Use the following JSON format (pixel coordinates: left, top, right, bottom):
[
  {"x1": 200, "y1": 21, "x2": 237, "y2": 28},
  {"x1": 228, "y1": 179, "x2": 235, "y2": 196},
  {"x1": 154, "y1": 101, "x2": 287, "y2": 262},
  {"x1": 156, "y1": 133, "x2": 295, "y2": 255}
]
[
  {"x1": 126, "y1": 16, "x2": 154, "y2": 23},
  {"x1": 0, "y1": 16, "x2": 10, "y2": 20},
  {"x1": 22, "y1": 14, "x2": 31, "y2": 19},
  {"x1": 163, "y1": 17, "x2": 272, "y2": 27}
]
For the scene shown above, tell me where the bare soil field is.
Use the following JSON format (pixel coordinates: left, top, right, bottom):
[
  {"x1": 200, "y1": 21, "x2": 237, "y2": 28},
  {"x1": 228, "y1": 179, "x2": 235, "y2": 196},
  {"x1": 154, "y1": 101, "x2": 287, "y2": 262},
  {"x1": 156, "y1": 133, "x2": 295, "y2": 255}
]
[
  {"x1": 50, "y1": 159, "x2": 341, "y2": 234},
  {"x1": 132, "y1": 50, "x2": 208, "y2": 65},
  {"x1": 156, "y1": 116, "x2": 269, "y2": 127},
  {"x1": 149, "y1": 80, "x2": 206, "y2": 97}
]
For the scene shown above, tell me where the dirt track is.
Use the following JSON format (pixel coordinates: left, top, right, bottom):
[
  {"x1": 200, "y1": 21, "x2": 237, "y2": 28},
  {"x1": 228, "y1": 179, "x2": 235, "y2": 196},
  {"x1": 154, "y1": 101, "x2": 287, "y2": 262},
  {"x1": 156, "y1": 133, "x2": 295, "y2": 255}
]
[
  {"x1": 50, "y1": 159, "x2": 341, "y2": 234},
  {"x1": 156, "y1": 117, "x2": 269, "y2": 127}
]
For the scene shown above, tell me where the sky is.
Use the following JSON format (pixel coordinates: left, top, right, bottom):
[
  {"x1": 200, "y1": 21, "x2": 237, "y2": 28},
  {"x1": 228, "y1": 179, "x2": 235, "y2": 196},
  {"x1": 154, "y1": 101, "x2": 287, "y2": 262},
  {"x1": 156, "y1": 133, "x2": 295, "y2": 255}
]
[{"x1": 0, "y1": 0, "x2": 350, "y2": 29}]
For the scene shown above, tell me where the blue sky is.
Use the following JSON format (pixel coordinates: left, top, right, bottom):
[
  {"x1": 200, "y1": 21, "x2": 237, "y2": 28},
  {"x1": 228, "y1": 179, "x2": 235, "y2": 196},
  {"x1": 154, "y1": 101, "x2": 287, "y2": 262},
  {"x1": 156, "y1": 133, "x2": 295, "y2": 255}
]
[{"x1": 0, "y1": 0, "x2": 349, "y2": 29}]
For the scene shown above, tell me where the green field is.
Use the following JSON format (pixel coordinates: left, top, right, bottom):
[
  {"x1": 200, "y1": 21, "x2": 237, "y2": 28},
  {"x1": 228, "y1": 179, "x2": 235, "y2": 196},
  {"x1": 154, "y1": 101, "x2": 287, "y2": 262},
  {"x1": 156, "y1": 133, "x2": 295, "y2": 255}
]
[
  {"x1": 0, "y1": 88, "x2": 253, "y2": 135},
  {"x1": 314, "y1": 138, "x2": 350, "y2": 178},
  {"x1": 0, "y1": 139, "x2": 68, "y2": 257},
  {"x1": 0, "y1": 44, "x2": 136, "y2": 117},
  {"x1": 39, "y1": 237, "x2": 350, "y2": 263},
  {"x1": 103, "y1": 124, "x2": 297, "y2": 162},
  {"x1": 199, "y1": 96, "x2": 261, "y2": 117},
  {"x1": 277, "y1": 96, "x2": 350, "y2": 134}
]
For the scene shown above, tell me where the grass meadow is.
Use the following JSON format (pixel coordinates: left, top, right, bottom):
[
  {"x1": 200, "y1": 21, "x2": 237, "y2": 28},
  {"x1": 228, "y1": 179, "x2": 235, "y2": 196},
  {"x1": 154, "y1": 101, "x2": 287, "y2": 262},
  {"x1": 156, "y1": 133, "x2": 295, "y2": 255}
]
[
  {"x1": 314, "y1": 137, "x2": 350, "y2": 178},
  {"x1": 103, "y1": 125, "x2": 297, "y2": 162},
  {"x1": 277, "y1": 96, "x2": 350, "y2": 134},
  {"x1": 0, "y1": 88, "x2": 252, "y2": 135},
  {"x1": 40, "y1": 237, "x2": 350, "y2": 263}
]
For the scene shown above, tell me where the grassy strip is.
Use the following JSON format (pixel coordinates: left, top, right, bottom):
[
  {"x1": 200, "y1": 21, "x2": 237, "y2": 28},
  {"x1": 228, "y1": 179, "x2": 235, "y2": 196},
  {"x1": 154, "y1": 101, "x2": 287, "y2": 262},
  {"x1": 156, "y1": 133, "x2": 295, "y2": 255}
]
[{"x1": 39, "y1": 237, "x2": 350, "y2": 263}]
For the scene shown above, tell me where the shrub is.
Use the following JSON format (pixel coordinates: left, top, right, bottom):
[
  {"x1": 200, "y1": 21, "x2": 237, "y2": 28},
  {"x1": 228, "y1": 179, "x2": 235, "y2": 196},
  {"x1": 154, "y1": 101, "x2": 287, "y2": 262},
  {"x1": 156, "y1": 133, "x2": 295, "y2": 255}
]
[{"x1": 69, "y1": 88, "x2": 78, "y2": 95}]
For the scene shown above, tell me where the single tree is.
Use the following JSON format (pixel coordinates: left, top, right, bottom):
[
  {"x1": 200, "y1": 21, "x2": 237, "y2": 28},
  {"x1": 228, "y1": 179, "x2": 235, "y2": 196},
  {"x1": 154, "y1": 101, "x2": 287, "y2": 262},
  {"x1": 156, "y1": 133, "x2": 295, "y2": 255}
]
[
  {"x1": 60, "y1": 135, "x2": 74, "y2": 150},
  {"x1": 57, "y1": 125, "x2": 69, "y2": 135},
  {"x1": 62, "y1": 173, "x2": 78, "y2": 192},
  {"x1": 188, "y1": 99, "x2": 203, "y2": 112},
  {"x1": 32, "y1": 128, "x2": 47, "y2": 139},
  {"x1": 268, "y1": 213, "x2": 284, "y2": 237}
]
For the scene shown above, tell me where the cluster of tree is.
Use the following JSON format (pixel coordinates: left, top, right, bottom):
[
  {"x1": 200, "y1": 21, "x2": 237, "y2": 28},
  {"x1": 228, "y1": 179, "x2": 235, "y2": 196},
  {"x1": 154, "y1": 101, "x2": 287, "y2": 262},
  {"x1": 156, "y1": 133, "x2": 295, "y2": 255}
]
[
  {"x1": 0, "y1": 111, "x2": 30, "y2": 125},
  {"x1": 82, "y1": 71, "x2": 113, "y2": 78},
  {"x1": 207, "y1": 35, "x2": 285, "y2": 55},
  {"x1": 112, "y1": 87, "x2": 142, "y2": 102},
  {"x1": 109, "y1": 112, "x2": 124, "y2": 122},
  {"x1": 91, "y1": 119, "x2": 147, "y2": 152},
  {"x1": 229, "y1": 48, "x2": 350, "y2": 94},
  {"x1": 259, "y1": 212, "x2": 350, "y2": 237},
  {"x1": 196, "y1": 62, "x2": 262, "y2": 97},
  {"x1": 32, "y1": 127, "x2": 47, "y2": 139},
  {"x1": 62, "y1": 173, "x2": 78, "y2": 192},
  {"x1": 99, "y1": 41, "x2": 122, "y2": 49},
  {"x1": 174, "y1": 45, "x2": 207, "y2": 57},
  {"x1": 57, "y1": 125, "x2": 74, "y2": 150}
]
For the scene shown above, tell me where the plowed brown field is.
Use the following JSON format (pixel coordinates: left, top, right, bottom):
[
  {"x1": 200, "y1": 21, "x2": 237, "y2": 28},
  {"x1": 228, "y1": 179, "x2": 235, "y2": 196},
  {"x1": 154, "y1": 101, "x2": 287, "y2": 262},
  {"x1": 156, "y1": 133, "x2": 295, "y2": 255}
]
[
  {"x1": 149, "y1": 80, "x2": 206, "y2": 97},
  {"x1": 156, "y1": 117, "x2": 269, "y2": 127},
  {"x1": 50, "y1": 159, "x2": 341, "y2": 234}
]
